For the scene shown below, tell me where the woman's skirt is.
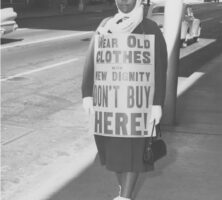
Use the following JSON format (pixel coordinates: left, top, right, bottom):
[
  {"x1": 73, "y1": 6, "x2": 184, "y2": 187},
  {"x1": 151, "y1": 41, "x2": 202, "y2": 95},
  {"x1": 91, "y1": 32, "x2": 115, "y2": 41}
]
[{"x1": 94, "y1": 135, "x2": 154, "y2": 172}]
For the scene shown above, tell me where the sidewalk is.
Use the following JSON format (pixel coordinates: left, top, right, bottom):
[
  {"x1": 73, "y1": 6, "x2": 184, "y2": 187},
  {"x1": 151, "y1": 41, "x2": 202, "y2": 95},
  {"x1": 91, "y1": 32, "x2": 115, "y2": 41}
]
[
  {"x1": 6, "y1": 51, "x2": 222, "y2": 200},
  {"x1": 46, "y1": 53, "x2": 222, "y2": 200},
  {"x1": 17, "y1": 3, "x2": 116, "y2": 19}
]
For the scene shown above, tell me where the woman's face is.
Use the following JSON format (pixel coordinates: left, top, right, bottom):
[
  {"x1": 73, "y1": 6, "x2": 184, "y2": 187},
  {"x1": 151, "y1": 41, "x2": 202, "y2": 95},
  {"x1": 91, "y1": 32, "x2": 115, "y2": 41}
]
[{"x1": 116, "y1": 0, "x2": 137, "y2": 13}]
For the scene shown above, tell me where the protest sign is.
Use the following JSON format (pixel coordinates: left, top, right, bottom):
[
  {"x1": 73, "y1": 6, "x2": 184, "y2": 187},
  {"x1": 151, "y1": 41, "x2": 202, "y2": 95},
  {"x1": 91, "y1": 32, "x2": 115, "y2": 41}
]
[{"x1": 92, "y1": 33, "x2": 155, "y2": 137}]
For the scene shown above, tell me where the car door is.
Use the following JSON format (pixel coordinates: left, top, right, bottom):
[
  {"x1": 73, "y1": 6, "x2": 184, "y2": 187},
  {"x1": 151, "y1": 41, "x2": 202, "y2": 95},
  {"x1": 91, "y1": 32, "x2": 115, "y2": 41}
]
[{"x1": 184, "y1": 6, "x2": 194, "y2": 37}]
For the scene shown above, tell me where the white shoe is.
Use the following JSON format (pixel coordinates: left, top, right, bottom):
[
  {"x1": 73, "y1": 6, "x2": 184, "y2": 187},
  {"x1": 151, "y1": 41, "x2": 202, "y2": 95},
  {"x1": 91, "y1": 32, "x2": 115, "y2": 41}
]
[
  {"x1": 118, "y1": 185, "x2": 121, "y2": 196},
  {"x1": 113, "y1": 196, "x2": 131, "y2": 200}
]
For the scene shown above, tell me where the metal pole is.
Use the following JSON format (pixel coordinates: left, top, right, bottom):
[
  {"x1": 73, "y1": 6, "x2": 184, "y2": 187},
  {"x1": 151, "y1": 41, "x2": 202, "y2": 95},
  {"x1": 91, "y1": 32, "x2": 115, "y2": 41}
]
[
  {"x1": 162, "y1": 0, "x2": 184, "y2": 125},
  {"x1": 78, "y1": 0, "x2": 85, "y2": 12}
]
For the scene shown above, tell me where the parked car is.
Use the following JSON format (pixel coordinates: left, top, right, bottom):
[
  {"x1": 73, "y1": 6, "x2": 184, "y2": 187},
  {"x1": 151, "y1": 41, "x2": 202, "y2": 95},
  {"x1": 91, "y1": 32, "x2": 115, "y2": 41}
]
[
  {"x1": 147, "y1": 2, "x2": 201, "y2": 47},
  {"x1": 1, "y1": 7, "x2": 18, "y2": 36}
]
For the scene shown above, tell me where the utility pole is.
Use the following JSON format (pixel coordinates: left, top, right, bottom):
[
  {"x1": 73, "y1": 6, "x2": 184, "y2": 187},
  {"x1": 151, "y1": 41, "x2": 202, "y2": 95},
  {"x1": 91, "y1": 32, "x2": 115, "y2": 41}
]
[
  {"x1": 162, "y1": 0, "x2": 184, "y2": 125},
  {"x1": 78, "y1": 0, "x2": 86, "y2": 12}
]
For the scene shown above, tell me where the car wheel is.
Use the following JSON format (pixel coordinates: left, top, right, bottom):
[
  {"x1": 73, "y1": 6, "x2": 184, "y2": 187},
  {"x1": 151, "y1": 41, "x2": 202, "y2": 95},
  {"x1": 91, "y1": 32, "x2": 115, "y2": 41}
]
[
  {"x1": 180, "y1": 39, "x2": 187, "y2": 48},
  {"x1": 182, "y1": 42, "x2": 188, "y2": 48},
  {"x1": 193, "y1": 37, "x2": 199, "y2": 42},
  {"x1": 1, "y1": 30, "x2": 4, "y2": 36},
  {"x1": 194, "y1": 26, "x2": 201, "y2": 43},
  {"x1": 184, "y1": 27, "x2": 191, "y2": 46}
]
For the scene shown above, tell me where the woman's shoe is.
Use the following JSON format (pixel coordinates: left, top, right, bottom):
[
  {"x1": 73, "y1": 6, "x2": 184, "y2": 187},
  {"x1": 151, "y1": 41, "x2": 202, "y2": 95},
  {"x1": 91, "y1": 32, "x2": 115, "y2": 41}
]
[
  {"x1": 118, "y1": 185, "x2": 121, "y2": 196},
  {"x1": 113, "y1": 196, "x2": 131, "y2": 200}
]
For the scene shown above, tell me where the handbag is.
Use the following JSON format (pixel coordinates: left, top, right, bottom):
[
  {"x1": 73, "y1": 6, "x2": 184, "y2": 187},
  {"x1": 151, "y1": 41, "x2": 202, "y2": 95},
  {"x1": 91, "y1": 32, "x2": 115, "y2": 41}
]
[{"x1": 143, "y1": 120, "x2": 167, "y2": 164}]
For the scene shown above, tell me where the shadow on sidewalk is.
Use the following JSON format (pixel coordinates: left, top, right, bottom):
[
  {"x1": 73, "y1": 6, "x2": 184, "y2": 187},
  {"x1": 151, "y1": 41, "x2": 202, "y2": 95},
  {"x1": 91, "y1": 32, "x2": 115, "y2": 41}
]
[
  {"x1": 47, "y1": 15, "x2": 222, "y2": 200},
  {"x1": 48, "y1": 148, "x2": 178, "y2": 200},
  {"x1": 44, "y1": 28, "x2": 222, "y2": 200},
  {"x1": 179, "y1": 38, "x2": 222, "y2": 77},
  {"x1": 1, "y1": 38, "x2": 23, "y2": 45}
]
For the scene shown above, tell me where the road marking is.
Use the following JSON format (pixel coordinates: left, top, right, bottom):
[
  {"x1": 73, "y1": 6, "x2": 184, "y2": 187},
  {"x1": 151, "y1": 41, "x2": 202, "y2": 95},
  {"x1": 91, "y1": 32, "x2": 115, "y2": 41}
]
[
  {"x1": 1, "y1": 31, "x2": 93, "y2": 50},
  {"x1": 2, "y1": 131, "x2": 35, "y2": 145},
  {"x1": 17, "y1": 28, "x2": 29, "y2": 31},
  {"x1": 1, "y1": 58, "x2": 79, "y2": 82}
]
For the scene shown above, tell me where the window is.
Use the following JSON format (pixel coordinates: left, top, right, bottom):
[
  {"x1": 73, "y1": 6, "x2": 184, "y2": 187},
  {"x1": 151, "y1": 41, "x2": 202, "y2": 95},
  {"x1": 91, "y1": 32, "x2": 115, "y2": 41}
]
[{"x1": 152, "y1": 6, "x2": 165, "y2": 14}]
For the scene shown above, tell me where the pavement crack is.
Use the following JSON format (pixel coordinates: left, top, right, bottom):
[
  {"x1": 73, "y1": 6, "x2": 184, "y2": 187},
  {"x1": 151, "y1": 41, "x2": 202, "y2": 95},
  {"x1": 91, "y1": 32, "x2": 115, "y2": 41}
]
[{"x1": 2, "y1": 130, "x2": 35, "y2": 146}]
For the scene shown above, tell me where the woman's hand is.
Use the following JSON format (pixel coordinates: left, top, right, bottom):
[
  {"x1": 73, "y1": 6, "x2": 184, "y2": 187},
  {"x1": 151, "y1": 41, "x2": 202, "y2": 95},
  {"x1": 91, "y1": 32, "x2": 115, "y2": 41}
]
[
  {"x1": 83, "y1": 97, "x2": 94, "y2": 116},
  {"x1": 149, "y1": 105, "x2": 162, "y2": 125}
]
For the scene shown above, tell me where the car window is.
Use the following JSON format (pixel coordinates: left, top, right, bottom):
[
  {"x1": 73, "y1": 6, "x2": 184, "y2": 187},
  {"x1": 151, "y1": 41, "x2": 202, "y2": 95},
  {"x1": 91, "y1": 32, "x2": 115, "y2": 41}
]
[
  {"x1": 188, "y1": 7, "x2": 193, "y2": 16},
  {"x1": 152, "y1": 6, "x2": 164, "y2": 14},
  {"x1": 185, "y1": 7, "x2": 194, "y2": 17}
]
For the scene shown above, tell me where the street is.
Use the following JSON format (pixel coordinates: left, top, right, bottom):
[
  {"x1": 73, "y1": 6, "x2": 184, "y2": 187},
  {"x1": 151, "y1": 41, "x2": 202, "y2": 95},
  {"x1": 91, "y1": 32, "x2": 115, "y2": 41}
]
[{"x1": 1, "y1": 2, "x2": 222, "y2": 200}]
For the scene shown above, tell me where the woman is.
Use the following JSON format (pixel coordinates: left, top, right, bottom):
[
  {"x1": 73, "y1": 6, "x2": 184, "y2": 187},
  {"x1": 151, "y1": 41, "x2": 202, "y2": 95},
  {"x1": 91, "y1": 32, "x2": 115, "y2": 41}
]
[{"x1": 81, "y1": 0, "x2": 167, "y2": 199}]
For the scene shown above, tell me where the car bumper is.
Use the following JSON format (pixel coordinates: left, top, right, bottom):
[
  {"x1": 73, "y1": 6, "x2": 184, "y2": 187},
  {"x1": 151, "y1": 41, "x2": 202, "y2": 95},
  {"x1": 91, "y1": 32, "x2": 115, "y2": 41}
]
[{"x1": 0, "y1": 21, "x2": 18, "y2": 36}]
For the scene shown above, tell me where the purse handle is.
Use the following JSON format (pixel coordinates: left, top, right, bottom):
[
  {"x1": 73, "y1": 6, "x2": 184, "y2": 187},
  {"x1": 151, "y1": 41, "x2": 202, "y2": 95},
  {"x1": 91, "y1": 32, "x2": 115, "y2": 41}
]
[
  {"x1": 150, "y1": 119, "x2": 156, "y2": 138},
  {"x1": 149, "y1": 120, "x2": 162, "y2": 145},
  {"x1": 150, "y1": 120, "x2": 162, "y2": 138}
]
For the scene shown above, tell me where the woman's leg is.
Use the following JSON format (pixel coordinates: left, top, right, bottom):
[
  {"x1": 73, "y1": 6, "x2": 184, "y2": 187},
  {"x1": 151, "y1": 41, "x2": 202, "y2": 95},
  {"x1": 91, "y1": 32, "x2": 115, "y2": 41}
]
[
  {"x1": 115, "y1": 172, "x2": 125, "y2": 196},
  {"x1": 120, "y1": 172, "x2": 139, "y2": 199},
  {"x1": 116, "y1": 172, "x2": 123, "y2": 186}
]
